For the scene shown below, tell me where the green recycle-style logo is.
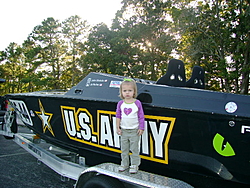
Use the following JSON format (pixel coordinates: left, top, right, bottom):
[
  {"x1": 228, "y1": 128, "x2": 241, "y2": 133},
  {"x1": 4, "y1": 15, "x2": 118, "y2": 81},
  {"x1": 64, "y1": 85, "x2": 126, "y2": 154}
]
[{"x1": 213, "y1": 133, "x2": 235, "y2": 157}]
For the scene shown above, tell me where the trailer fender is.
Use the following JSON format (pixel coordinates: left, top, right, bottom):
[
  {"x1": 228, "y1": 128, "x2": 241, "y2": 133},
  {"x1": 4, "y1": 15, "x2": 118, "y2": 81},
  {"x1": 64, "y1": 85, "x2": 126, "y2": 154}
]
[
  {"x1": 75, "y1": 163, "x2": 194, "y2": 188},
  {"x1": 76, "y1": 173, "x2": 125, "y2": 188}
]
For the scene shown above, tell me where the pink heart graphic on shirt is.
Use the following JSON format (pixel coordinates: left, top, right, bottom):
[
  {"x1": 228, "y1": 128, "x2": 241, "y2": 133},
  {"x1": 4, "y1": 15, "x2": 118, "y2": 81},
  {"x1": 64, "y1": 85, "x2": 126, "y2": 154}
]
[{"x1": 124, "y1": 108, "x2": 132, "y2": 115}]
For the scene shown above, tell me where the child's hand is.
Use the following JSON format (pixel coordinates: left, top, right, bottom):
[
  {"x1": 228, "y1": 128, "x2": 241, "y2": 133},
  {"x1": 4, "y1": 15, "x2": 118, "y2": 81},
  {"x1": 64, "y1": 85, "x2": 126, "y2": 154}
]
[
  {"x1": 117, "y1": 128, "x2": 122, "y2": 135},
  {"x1": 137, "y1": 129, "x2": 144, "y2": 136}
]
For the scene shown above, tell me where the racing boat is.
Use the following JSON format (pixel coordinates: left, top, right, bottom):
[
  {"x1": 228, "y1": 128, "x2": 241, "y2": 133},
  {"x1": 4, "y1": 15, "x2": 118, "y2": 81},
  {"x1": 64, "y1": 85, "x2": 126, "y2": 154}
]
[{"x1": 3, "y1": 59, "x2": 250, "y2": 187}]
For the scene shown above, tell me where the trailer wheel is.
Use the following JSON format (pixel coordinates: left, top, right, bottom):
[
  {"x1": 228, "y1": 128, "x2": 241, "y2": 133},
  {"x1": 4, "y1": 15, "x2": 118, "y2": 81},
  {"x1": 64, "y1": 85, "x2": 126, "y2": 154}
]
[
  {"x1": 3, "y1": 135, "x2": 14, "y2": 139},
  {"x1": 82, "y1": 175, "x2": 125, "y2": 188}
]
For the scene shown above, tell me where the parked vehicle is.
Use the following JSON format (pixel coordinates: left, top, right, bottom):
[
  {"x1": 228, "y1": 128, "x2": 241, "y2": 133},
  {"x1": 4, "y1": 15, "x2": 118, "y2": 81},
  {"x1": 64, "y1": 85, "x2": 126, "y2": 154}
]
[
  {"x1": 1, "y1": 59, "x2": 250, "y2": 187},
  {"x1": 0, "y1": 78, "x2": 6, "y2": 128}
]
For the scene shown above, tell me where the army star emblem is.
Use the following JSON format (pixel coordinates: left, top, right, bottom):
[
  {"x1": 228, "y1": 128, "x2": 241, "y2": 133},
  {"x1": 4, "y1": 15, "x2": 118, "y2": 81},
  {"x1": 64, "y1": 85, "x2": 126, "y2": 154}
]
[{"x1": 35, "y1": 99, "x2": 55, "y2": 136}]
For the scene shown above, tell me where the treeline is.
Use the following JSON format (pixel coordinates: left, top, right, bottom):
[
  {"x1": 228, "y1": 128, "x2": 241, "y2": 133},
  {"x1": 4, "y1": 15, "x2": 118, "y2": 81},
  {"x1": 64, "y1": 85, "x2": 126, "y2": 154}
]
[{"x1": 0, "y1": 0, "x2": 249, "y2": 95}]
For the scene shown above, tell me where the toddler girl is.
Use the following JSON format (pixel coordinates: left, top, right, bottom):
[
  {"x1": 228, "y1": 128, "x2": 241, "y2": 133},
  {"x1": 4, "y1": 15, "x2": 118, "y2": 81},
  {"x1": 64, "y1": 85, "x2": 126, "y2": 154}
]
[{"x1": 116, "y1": 78, "x2": 144, "y2": 173}]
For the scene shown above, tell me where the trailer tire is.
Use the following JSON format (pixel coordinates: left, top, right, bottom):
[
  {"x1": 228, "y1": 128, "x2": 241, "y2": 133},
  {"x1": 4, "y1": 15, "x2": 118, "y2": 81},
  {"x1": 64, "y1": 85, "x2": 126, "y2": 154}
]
[
  {"x1": 82, "y1": 175, "x2": 125, "y2": 188},
  {"x1": 4, "y1": 135, "x2": 14, "y2": 139},
  {"x1": 10, "y1": 115, "x2": 18, "y2": 133}
]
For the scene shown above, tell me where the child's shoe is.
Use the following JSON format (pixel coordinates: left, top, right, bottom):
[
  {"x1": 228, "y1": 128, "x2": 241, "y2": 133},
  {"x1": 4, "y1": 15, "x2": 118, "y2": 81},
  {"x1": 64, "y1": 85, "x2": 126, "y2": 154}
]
[
  {"x1": 129, "y1": 165, "x2": 138, "y2": 174},
  {"x1": 118, "y1": 165, "x2": 129, "y2": 172}
]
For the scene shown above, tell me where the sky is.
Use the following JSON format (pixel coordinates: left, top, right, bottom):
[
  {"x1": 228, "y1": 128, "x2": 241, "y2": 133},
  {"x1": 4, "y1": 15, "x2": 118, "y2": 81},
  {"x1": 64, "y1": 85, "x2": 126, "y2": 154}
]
[{"x1": 0, "y1": 0, "x2": 123, "y2": 51}]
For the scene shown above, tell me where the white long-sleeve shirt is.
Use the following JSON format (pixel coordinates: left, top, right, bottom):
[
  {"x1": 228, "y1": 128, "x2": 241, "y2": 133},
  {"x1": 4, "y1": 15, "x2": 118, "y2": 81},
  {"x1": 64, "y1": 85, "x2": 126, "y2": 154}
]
[{"x1": 116, "y1": 100, "x2": 145, "y2": 130}]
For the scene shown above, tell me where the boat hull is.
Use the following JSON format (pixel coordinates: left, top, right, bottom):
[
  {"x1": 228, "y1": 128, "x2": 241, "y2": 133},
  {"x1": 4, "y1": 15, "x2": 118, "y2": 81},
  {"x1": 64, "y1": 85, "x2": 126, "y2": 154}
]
[
  {"x1": 5, "y1": 72, "x2": 250, "y2": 187},
  {"x1": 6, "y1": 93, "x2": 250, "y2": 186}
]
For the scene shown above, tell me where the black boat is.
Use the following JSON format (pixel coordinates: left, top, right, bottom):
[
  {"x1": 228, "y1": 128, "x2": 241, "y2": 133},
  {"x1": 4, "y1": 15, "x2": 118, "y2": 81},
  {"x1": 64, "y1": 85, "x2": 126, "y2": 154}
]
[{"x1": 3, "y1": 59, "x2": 250, "y2": 187}]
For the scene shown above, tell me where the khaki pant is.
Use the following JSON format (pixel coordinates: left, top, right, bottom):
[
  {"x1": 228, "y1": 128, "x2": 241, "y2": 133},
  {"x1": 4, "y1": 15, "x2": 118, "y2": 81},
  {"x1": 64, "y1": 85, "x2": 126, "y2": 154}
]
[{"x1": 120, "y1": 129, "x2": 141, "y2": 167}]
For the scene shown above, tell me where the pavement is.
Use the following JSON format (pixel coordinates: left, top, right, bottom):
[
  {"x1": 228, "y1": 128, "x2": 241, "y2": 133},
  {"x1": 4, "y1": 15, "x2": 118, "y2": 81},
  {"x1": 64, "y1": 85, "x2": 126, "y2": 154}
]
[{"x1": 0, "y1": 126, "x2": 76, "y2": 188}]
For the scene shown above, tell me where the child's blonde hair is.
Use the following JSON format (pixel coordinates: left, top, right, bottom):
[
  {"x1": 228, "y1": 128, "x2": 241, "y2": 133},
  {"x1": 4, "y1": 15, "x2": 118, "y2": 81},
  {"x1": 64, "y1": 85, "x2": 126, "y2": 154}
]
[{"x1": 119, "y1": 78, "x2": 137, "y2": 99}]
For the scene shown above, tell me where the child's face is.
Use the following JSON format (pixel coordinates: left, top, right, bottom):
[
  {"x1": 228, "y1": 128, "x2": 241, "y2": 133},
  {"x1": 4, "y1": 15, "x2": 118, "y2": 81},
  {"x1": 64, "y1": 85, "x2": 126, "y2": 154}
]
[{"x1": 121, "y1": 83, "x2": 134, "y2": 99}]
